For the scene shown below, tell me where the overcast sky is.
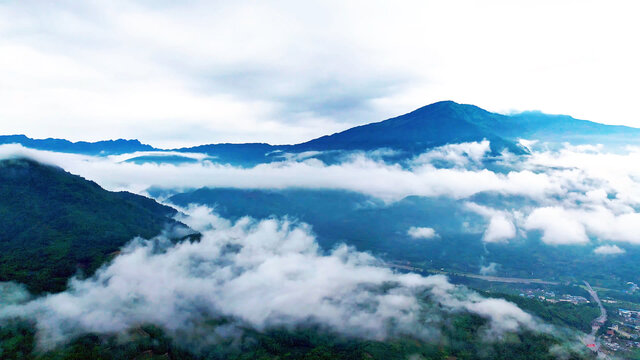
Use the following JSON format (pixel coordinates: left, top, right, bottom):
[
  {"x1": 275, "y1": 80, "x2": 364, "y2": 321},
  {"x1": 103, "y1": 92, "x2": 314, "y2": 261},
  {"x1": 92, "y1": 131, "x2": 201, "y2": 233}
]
[{"x1": 1, "y1": 0, "x2": 639, "y2": 147}]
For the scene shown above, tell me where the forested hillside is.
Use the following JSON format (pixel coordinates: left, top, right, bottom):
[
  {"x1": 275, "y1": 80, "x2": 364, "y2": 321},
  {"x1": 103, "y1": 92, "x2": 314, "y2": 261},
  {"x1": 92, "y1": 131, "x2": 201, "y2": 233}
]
[{"x1": 0, "y1": 158, "x2": 181, "y2": 293}]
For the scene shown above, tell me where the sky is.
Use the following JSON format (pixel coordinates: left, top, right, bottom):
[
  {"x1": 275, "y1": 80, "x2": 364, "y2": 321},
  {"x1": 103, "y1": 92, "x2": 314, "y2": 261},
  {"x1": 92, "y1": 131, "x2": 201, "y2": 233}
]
[{"x1": 1, "y1": 0, "x2": 639, "y2": 147}]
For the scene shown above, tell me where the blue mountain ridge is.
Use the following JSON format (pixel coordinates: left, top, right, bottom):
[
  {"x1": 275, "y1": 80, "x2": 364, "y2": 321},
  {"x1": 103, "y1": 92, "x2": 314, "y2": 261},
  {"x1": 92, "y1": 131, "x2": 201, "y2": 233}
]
[{"x1": 3, "y1": 101, "x2": 639, "y2": 163}]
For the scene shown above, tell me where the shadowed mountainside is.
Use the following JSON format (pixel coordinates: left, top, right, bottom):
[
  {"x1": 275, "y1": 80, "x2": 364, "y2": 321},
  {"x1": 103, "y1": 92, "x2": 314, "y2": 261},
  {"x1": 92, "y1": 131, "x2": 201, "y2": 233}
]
[
  {"x1": 4, "y1": 101, "x2": 640, "y2": 165},
  {"x1": 0, "y1": 158, "x2": 184, "y2": 293}
]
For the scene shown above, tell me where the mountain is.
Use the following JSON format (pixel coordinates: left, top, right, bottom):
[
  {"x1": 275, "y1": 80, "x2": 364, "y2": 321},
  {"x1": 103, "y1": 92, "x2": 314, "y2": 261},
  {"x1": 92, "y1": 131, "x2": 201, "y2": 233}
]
[
  {"x1": 290, "y1": 101, "x2": 526, "y2": 155},
  {"x1": 0, "y1": 135, "x2": 156, "y2": 155},
  {"x1": 0, "y1": 158, "x2": 185, "y2": 293},
  {"x1": 290, "y1": 101, "x2": 640, "y2": 154},
  {"x1": 506, "y1": 111, "x2": 640, "y2": 145},
  {"x1": 170, "y1": 101, "x2": 640, "y2": 163},
  {"x1": 172, "y1": 142, "x2": 284, "y2": 166},
  {"x1": 4, "y1": 101, "x2": 640, "y2": 163}
]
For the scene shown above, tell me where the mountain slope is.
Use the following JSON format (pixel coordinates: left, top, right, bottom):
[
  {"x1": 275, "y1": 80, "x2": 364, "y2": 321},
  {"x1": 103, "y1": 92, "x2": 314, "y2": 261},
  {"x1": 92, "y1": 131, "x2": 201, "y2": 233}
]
[
  {"x1": 291, "y1": 100, "x2": 640, "y2": 154},
  {"x1": 4, "y1": 101, "x2": 640, "y2": 162},
  {"x1": 0, "y1": 135, "x2": 155, "y2": 155},
  {"x1": 172, "y1": 142, "x2": 284, "y2": 166},
  {"x1": 291, "y1": 100, "x2": 526, "y2": 155},
  {"x1": 0, "y1": 158, "x2": 182, "y2": 293},
  {"x1": 506, "y1": 111, "x2": 640, "y2": 145}
]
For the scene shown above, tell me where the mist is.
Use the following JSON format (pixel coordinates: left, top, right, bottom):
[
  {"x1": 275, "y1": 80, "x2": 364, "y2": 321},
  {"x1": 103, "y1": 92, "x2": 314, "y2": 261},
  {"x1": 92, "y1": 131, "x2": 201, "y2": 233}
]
[
  {"x1": 0, "y1": 206, "x2": 542, "y2": 351},
  {"x1": 0, "y1": 143, "x2": 566, "y2": 201},
  {"x1": 4, "y1": 140, "x2": 640, "y2": 250}
]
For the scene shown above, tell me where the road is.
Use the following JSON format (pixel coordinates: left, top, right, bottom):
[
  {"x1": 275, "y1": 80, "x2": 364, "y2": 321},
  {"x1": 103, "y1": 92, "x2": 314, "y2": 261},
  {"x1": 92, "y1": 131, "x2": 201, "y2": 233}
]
[
  {"x1": 583, "y1": 281, "x2": 608, "y2": 358},
  {"x1": 385, "y1": 264, "x2": 561, "y2": 285},
  {"x1": 584, "y1": 281, "x2": 607, "y2": 335},
  {"x1": 452, "y1": 273, "x2": 560, "y2": 285},
  {"x1": 426, "y1": 267, "x2": 560, "y2": 285}
]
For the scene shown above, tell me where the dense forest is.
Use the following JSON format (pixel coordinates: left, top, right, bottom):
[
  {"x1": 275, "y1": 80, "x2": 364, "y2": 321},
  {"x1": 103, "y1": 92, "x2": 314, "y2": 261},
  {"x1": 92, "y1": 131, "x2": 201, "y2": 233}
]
[
  {"x1": 0, "y1": 158, "x2": 183, "y2": 293},
  {"x1": 0, "y1": 310, "x2": 592, "y2": 360}
]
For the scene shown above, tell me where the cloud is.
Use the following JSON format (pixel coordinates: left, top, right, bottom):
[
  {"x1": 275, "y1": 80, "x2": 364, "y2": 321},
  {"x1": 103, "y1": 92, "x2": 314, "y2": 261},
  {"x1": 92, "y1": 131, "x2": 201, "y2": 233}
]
[
  {"x1": 578, "y1": 207, "x2": 640, "y2": 245},
  {"x1": 523, "y1": 207, "x2": 589, "y2": 245},
  {"x1": 483, "y1": 215, "x2": 516, "y2": 243},
  {"x1": 461, "y1": 298, "x2": 534, "y2": 337},
  {"x1": 407, "y1": 227, "x2": 438, "y2": 239},
  {"x1": 479, "y1": 263, "x2": 499, "y2": 276},
  {"x1": 0, "y1": 144, "x2": 563, "y2": 201},
  {"x1": 464, "y1": 203, "x2": 517, "y2": 243},
  {"x1": 0, "y1": 282, "x2": 31, "y2": 306},
  {"x1": 1, "y1": 1, "x2": 640, "y2": 146},
  {"x1": 8, "y1": 140, "x2": 640, "y2": 249},
  {"x1": 593, "y1": 245, "x2": 625, "y2": 255},
  {"x1": 410, "y1": 140, "x2": 491, "y2": 168},
  {"x1": 524, "y1": 205, "x2": 640, "y2": 246},
  {"x1": 526, "y1": 144, "x2": 640, "y2": 206},
  {"x1": 425, "y1": 280, "x2": 540, "y2": 338},
  {"x1": 0, "y1": 1, "x2": 411, "y2": 146},
  {"x1": 0, "y1": 206, "x2": 541, "y2": 350}
]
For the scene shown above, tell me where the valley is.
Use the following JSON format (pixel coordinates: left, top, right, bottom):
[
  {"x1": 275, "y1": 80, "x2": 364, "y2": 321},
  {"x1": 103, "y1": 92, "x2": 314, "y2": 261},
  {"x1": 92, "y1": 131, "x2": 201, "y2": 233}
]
[
  {"x1": 1, "y1": 2, "x2": 637, "y2": 358},
  {"x1": 3, "y1": 101, "x2": 640, "y2": 359}
]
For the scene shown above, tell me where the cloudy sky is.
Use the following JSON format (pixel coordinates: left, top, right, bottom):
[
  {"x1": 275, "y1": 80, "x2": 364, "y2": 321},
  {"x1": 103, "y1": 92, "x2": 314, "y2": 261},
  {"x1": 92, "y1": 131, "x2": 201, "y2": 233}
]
[{"x1": 1, "y1": 0, "x2": 639, "y2": 147}]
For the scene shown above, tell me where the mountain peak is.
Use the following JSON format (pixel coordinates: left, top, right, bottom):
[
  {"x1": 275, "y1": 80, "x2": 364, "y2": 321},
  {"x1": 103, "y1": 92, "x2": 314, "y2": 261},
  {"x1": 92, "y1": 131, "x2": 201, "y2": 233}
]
[
  {"x1": 293, "y1": 100, "x2": 525, "y2": 154},
  {"x1": 410, "y1": 100, "x2": 491, "y2": 118},
  {"x1": 427, "y1": 100, "x2": 460, "y2": 107}
]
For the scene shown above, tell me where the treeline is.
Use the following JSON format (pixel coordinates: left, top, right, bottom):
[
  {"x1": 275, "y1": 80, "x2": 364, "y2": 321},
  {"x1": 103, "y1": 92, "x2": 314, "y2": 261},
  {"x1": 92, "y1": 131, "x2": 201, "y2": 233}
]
[
  {"x1": 487, "y1": 292, "x2": 600, "y2": 333},
  {"x1": 0, "y1": 314, "x2": 592, "y2": 360}
]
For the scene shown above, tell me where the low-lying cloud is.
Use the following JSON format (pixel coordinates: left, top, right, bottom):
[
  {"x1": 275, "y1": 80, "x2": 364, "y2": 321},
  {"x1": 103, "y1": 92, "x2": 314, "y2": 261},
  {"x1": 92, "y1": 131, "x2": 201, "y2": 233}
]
[
  {"x1": 523, "y1": 205, "x2": 640, "y2": 245},
  {"x1": 407, "y1": 226, "x2": 438, "y2": 239},
  {"x1": 523, "y1": 207, "x2": 590, "y2": 245},
  {"x1": 593, "y1": 244, "x2": 625, "y2": 255},
  {"x1": 410, "y1": 140, "x2": 491, "y2": 168},
  {"x1": 465, "y1": 203, "x2": 518, "y2": 243},
  {"x1": 479, "y1": 262, "x2": 499, "y2": 276},
  {"x1": 0, "y1": 206, "x2": 541, "y2": 350},
  {"x1": 5, "y1": 140, "x2": 640, "y2": 250},
  {"x1": 0, "y1": 143, "x2": 564, "y2": 201}
]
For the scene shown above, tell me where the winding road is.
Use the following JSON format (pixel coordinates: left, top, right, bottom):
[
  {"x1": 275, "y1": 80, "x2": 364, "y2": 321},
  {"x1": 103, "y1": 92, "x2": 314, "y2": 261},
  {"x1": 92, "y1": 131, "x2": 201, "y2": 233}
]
[{"x1": 583, "y1": 281, "x2": 608, "y2": 357}]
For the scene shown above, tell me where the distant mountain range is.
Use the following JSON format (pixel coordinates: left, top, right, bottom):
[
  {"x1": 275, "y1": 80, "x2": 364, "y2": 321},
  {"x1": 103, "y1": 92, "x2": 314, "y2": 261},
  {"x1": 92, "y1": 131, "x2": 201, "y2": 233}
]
[
  {"x1": 0, "y1": 134, "x2": 154, "y2": 155},
  {"x1": 3, "y1": 101, "x2": 640, "y2": 164}
]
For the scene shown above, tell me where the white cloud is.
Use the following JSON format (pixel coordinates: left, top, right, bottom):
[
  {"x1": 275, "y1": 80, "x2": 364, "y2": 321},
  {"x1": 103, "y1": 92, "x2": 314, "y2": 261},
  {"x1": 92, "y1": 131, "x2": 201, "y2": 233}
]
[
  {"x1": 483, "y1": 215, "x2": 517, "y2": 244},
  {"x1": 576, "y1": 207, "x2": 640, "y2": 244},
  {"x1": 462, "y1": 298, "x2": 534, "y2": 337},
  {"x1": 523, "y1": 207, "x2": 589, "y2": 245},
  {"x1": 593, "y1": 245, "x2": 625, "y2": 255},
  {"x1": 407, "y1": 227, "x2": 437, "y2": 239},
  {"x1": 0, "y1": 206, "x2": 540, "y2": 349},
  {"x1": 9, "y1": 141, "x2": 640, "y2": 249},
  {"x1": 411, "y1": 140, "x2": 491, "y2": 168},
  {"x1": 524, "y1": 205, "x2": 640, "y2": 246},
  {"x1": 464, "y1": 203, "x2": 517, "y2": 243},
  {"x1": 526, "y1": 145, "x2": 640, "y2": 206},
  {"x1": 0, "y1": 144, "x2": 563, "y2": 201}
]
